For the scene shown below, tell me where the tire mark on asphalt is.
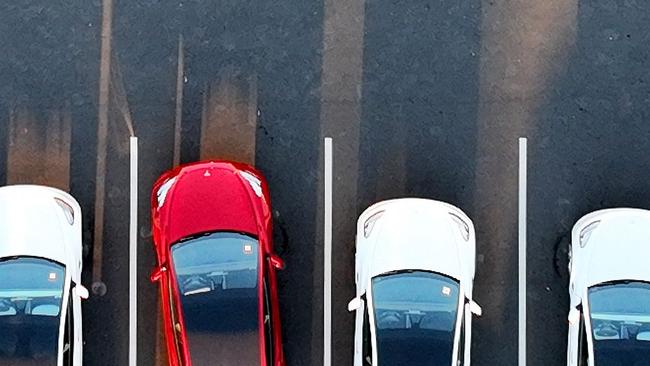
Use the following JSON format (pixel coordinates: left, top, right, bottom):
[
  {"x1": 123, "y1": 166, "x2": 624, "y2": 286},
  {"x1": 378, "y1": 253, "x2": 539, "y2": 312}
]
[{"x1": 7, "y1": 106, "x2": 71, "y2": 191}]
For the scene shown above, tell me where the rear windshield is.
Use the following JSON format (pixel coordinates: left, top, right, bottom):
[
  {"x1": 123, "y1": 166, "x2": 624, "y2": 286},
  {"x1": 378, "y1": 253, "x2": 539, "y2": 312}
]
[
  {"x1": 171, "y1": 232, "x2": 260, "y2": 365},
  {"x1": 0, "y1": 257, "x2": 65, "y2": 366}
]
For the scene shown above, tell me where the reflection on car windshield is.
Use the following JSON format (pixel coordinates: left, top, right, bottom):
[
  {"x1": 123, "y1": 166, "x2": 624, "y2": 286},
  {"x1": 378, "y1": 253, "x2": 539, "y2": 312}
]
[
  {"x1": 372, "y1": 271, "x2": 460, "y2": 366},
  {"x1": 589, "y1": 281, "x2": 650, "y2": 365},
  {"x1": 0, "y1": 257, "x2": 65, "y2": 366},
  {"x1": 171, "y1": 232, "x2": 260, "y2": 365}
]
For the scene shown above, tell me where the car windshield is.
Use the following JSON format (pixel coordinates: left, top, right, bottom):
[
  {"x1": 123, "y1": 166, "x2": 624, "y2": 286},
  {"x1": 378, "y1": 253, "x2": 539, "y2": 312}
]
[
  {"x1": 0, "y1": 257, "x2": 65, "y2": 366},
  {"x1": 171, "y1": 232, "x2": 260, "y2": 365},
  {"x1": 589, "y1": 281, "x2": 650, "y2": 365},
  {"x1": 371, "y1": 271, "x2": 460, "y2": 366}
]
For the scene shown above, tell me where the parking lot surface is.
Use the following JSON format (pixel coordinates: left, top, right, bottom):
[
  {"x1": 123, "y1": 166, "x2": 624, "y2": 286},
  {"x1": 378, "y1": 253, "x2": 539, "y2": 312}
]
[{"x1": 1, "y1": 1, "x2": 650, "y2": 365}]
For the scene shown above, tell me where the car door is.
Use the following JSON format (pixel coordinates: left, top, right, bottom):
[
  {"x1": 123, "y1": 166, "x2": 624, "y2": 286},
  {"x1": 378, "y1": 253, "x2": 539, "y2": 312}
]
[
  {"x1": 453, "y1": 300, "x2": 474, "y2": 366},
  {"x1": 265, "y1": 253, "x2": 284, "y2": 365},
  {"x1": 352, "y1": 296, "x2": 364, "y2": 366},
  {"x1": 164, "y1": 269, "x2": 186, "y2": 365},
  {"x1": 353, "y1": 296, "x2": 373, "y2": 366},
  {"x1": 568, "y1": 304, "x2": 589, "y2": 366},
  {"x1": 62, "y1": 288, "x2": 74, "y2": 366},
  {"x1": 577, "y1": 314, "x2": 589, "y2": 366},
  {"x1": 263, "y1": 278, "x2": 274, "y2": 365},
  {"x1": 72, "y1": 282, "x2": 84, "y2": 366},
  {"x1": 458, "y1": 305, "x2": 468, "y2": 365},
  {"x1": 453, "y1": 309, "x2": 466, "y2": 366}
]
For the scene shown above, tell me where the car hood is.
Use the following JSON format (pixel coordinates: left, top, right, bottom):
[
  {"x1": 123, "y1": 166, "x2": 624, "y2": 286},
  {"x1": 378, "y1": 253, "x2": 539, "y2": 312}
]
[
  {"x1": 577, "y1": 210, "x2": 650, "y2": 288},
  {"x1": 156, "y1": 163, "x2": 263, "y2": 245},
  {"x1": 0, "y1": 186, "x2": 73, "y2": 266},
  {"x1": 365, "y1": 203, "x2": 464, "y2": 280}
]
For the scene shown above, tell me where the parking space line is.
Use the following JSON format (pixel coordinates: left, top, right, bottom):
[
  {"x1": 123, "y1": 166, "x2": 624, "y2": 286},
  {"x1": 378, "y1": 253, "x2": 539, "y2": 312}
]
[
  {"x1": 323, "y1": 137, "x2": 333, "y2": 366},
  {"x1": 129, "y1": 136, "x2": 138, "y2": 366},
  {"x1": 518, "y1": 137, "x2": 527, "y2": 366},
  {"x1": 318, "y1": 1, "x2": 365, "y2": 363}
]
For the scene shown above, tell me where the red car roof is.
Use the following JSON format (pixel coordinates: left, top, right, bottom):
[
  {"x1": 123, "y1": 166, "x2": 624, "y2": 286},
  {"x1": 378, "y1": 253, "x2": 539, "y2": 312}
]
[{"x1": 153, "y1": 161, "x2": 267, "y2": 247}]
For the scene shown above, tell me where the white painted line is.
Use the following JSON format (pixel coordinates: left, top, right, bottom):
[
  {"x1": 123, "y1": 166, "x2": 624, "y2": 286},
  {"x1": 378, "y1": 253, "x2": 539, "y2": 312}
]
[
  {"x1": 518, "y1": 137, "x2": 527, "y2": 366},
  {"x1": 323, "y1": 137, "x2": 333, "y2": 366},
  {"x1": 129, "y1": 136, "x2": 138, "y2": 366}
]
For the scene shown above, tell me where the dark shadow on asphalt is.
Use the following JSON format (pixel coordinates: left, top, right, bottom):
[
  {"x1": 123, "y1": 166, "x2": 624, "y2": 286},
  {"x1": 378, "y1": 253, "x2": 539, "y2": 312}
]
[
  {"x1": 529, "y1": 2, "x2": 650, "y2": 365},
  {"x1": 358, "y1": 1, "x2": 489, "y2": 365}
]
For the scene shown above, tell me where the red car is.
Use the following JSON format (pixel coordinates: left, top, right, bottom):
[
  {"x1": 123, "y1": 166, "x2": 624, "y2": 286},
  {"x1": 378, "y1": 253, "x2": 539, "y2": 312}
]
[{"x1": 150, "y1": 161, "x2": 286, "y2": 366}]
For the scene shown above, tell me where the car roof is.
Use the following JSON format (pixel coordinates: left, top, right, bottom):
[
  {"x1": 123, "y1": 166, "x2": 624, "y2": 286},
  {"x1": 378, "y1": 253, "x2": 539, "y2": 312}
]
[
  {"x1": 573, "y1": 208, "x2": 650, "y2": 289},
  {"x1": 0, "y1": 185, "x2": 81, "y2": 269},
  {"x1": 154, "y1": 161, "x2": 268, "y2": 246}
]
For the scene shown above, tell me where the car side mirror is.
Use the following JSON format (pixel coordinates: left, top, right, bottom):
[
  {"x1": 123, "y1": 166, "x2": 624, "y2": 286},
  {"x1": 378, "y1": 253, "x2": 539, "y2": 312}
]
[
  {"x1": 75, "y1": 284, "x2": 89, "y2": 300},
  {"x1": 469, "y1": 300, "x2": 483, "y2": 317},
  {"x1": 348, "y1": 297, "x2": 362, "y2": 312},
  {"x1": 568, "y1": 307, "x2": 580, "y2": 325},
  {"x1": 150, "y1": 266, "x2": 167, "y2": 282},
  {"x1": 269, "y1": 254, "x2": 285, "y2": 270}
]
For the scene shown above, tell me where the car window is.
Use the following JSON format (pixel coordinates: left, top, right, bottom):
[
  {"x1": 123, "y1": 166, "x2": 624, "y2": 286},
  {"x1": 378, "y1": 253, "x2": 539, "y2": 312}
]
[
  {"x1": 589, "y1": 281, "x2": 650, "y2": 365},
  {"x1": 171, "y1": 232, "x2": 261, "y2": 365},
  {"x1": 578, "y1": 312, "x2": 588, "y2": 366},
  {"x1": 371, "y1": 271, "x2": 460, "y2": 366},
  {"x1": 264, "y1": 278, "x2": 273, "y2": 363},
  {"x1": 167, "y1": 273, "x2": 184, "y2": 363},
  {"x1": 363, "y1": 299, "x2": 372, "y2": 365},
  {"x1": 0, "y1": 257, "x2": 65, "y2": 366},
  {"x1": 457, "y1": 311, "x2": 465, "y2": 365},
  {"x1": 63, "y1": 288, "x2": 74, "y2": 365}
]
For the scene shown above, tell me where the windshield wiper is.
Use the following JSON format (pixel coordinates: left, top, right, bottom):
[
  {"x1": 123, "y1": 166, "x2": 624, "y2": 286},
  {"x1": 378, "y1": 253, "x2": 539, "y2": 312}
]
[{"x1": 183, "y1": 287, "x2": 212, "y2": 296}]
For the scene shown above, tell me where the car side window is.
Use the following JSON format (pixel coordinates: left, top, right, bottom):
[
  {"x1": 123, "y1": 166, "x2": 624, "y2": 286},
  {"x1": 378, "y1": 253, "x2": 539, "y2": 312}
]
[
  {"x1": 63, "y1": 286, "x2": 74, "y2": 365},
  {"x1": 263, "y1": 278, "x2": 274, "y2": 363},
  {"x1": 167, "y1": 275, "x2": 184, "y2": 362},
  {"x1": 457, "y1": 311, "x2": 465, "y2": 365},
  {"x1": 362, "y1": 299, "x2": 372, "y2": 365},
  {"x1": 578, "y1": 312, "x2": 589, "y2": 366}
]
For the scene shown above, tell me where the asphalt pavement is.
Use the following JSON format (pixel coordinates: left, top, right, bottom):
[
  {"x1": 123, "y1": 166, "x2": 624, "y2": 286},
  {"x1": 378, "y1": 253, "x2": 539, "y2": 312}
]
[{"x1": 2, "y1": 1, "x2": 650, "y2": 366}]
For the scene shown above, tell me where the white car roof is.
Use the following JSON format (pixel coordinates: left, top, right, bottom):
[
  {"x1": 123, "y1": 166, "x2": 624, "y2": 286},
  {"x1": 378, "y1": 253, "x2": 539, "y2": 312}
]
[
  {"x1": 572, "y1": 208, "x2": 650, "y2": 290},
  {"x1": 357, "y1": 198, "x2": 474, "y2": 285},
  {"x1": 0, "y1": 185, "x2": 82, "y2": 272}
]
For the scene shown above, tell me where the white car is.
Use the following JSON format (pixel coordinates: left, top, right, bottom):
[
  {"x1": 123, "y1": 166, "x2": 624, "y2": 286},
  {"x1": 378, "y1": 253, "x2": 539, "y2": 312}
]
[
  {"x1": 348, "y1": 198, "x2": 482, "y2": 366},
  {"x1": 0, "y1": 185, "x2": 87, "y2": 366},
  {"x1": 567, "y1": 208, "x2": 650, "y2": 366}
]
